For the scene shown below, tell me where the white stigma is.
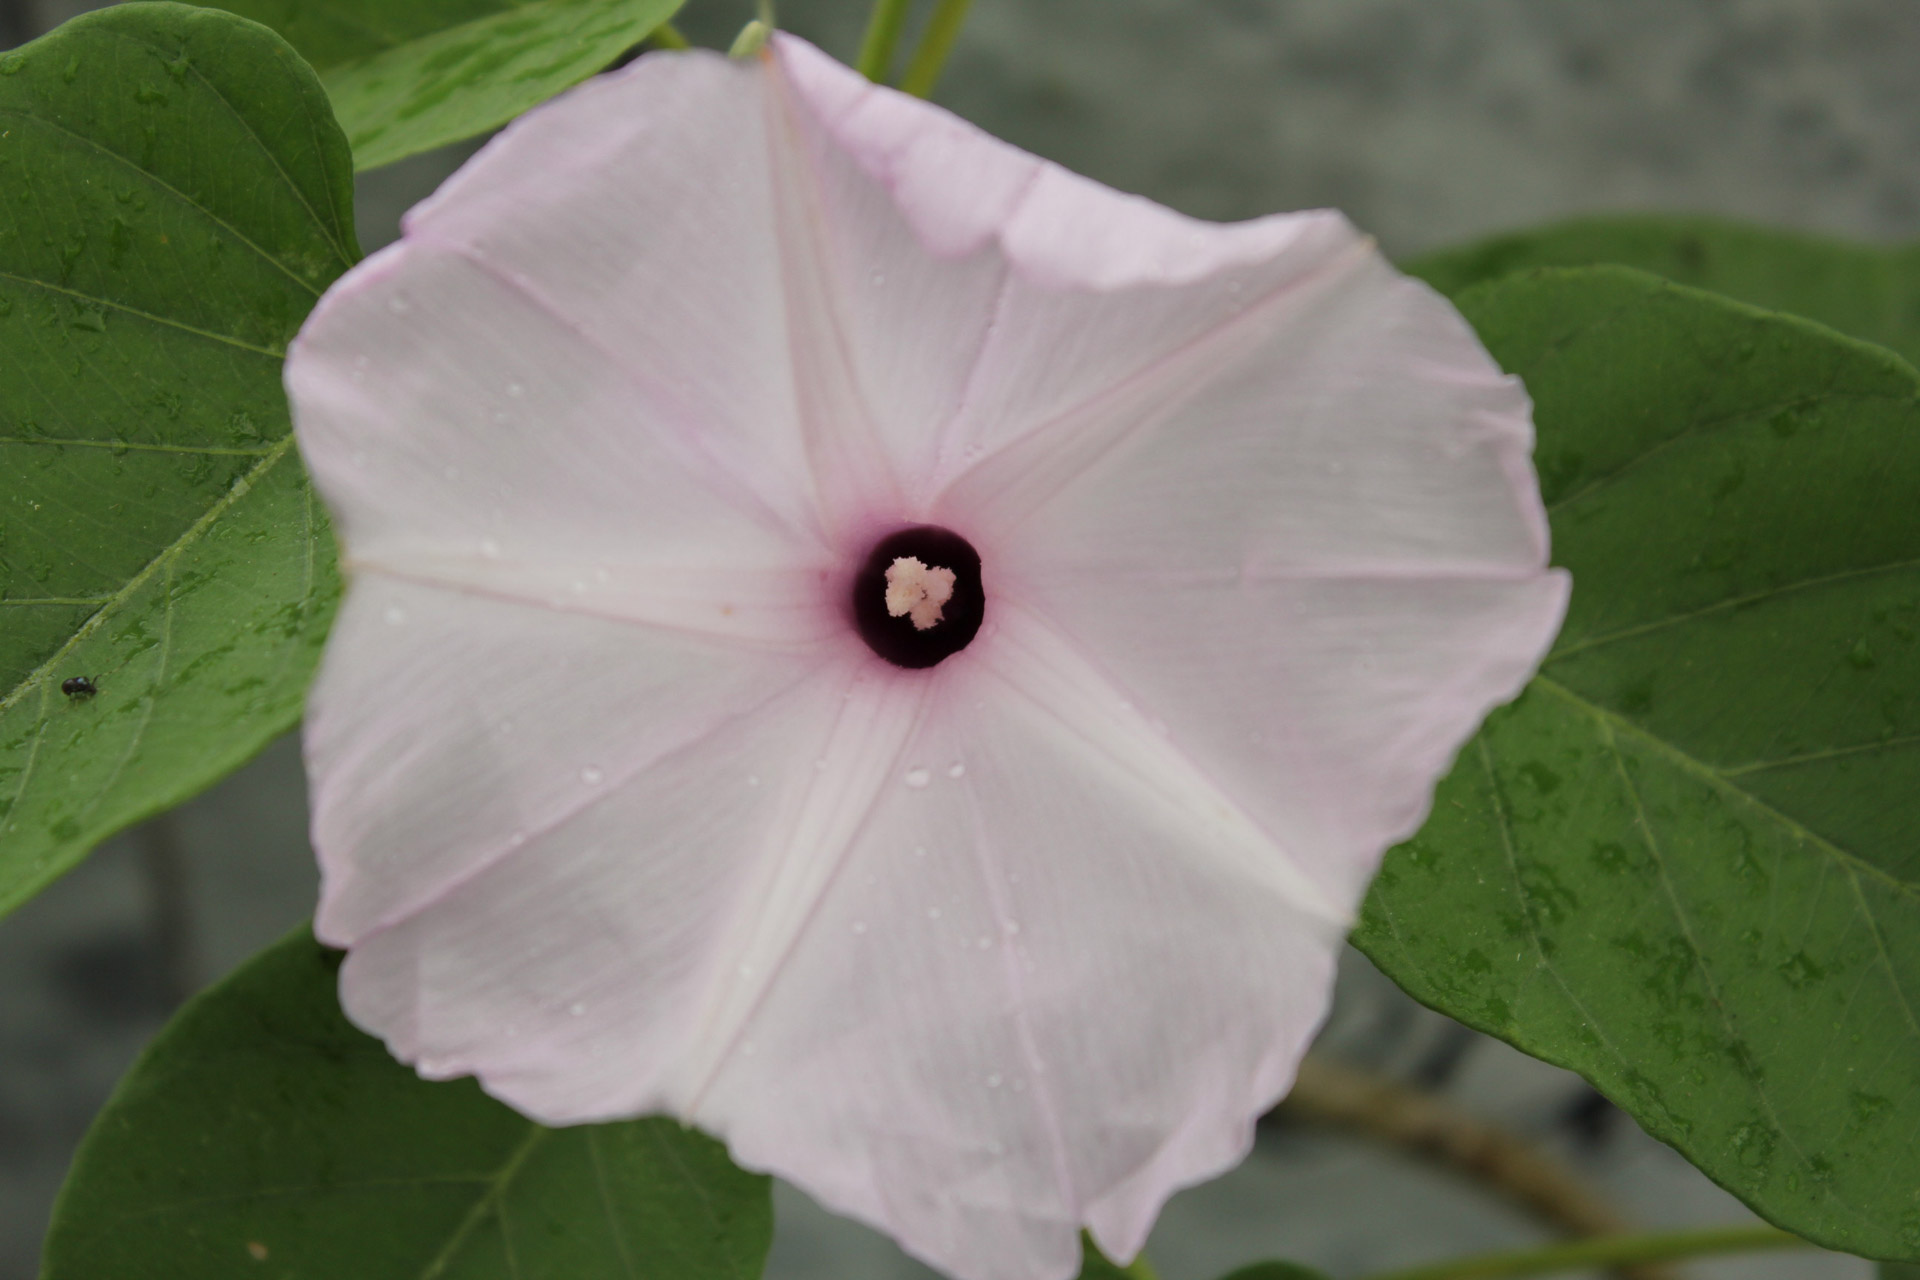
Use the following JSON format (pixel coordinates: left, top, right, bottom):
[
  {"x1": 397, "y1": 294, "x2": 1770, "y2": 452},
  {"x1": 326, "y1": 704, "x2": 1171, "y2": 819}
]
[{"x1": 884, "y1": 556, "x2": 956, "y2": 631}]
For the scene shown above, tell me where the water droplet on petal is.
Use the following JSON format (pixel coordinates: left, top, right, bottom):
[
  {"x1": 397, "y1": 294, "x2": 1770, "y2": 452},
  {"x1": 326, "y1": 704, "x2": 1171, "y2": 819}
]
[
  {"x1": 386, "y1": 294, "x2": 410, "y2": 314},
  {"x1": 851, "y1": 921, "x2": 868, "y2": 935},
  {"x1": 479, "y1": 537, "x2": 501, "y2": 558},
  {"x1": 383, "y1": 605, "x2": 407, "y2": 625},
  {"x1": 946, "y1": 762, "x2": 965, "y2": 779},
  {"x1": 350, "y1": 449, "x2": 368, "y2": 469},
  {"x1": 913, "y1": 845, "x2": 928, "y2": 858},
  {"x1": 904, "y1": 767, "x2": 931, "y2": 789},
  {"x1": 569, "y1": 1002, "x2": 587, "y2": 1016},
  {"x1": 976, "y1": 935, "x2": 994, "y2": 950},
  {"x1": 507, "y1": 830, "x2": 526, "y2": 847},
  {"x1": 927, "y1": 906, "x2": 942, "y2": 920},
  {"x1": 986, "y1": 1072, "x2": 1003, "y2": 1088},
  {"x1": 746, "y1": 774, "x2": 760, "y2": 787},
  {"x1": 581, "y1": 764, "x2": 603, "y2": 785},
  {"x1": 507, "y1": 381, "x2": 525, "y2": 397}
]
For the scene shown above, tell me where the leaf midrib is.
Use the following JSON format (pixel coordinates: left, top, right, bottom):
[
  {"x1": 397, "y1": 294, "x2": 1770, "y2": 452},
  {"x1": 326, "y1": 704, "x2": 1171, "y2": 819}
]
[
  {"x1": 0, "y1": 434, "x2": 296, "y2": 719},
  {"x1": 1532, "y1": 675, "x2": 1920, "y2": 906},
  {"x1": 0, "y1": 105, "x2": 330, "y2": 300},
  {"x1": 0, "y1": 270, "x2": 287, "y2": 357}
]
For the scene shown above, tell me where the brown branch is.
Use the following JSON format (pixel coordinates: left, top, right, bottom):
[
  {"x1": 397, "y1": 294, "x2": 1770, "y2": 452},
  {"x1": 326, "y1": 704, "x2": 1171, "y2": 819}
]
[{"x1": 1279, "y1": 1054, "x2": 1678, "y2": 1280}]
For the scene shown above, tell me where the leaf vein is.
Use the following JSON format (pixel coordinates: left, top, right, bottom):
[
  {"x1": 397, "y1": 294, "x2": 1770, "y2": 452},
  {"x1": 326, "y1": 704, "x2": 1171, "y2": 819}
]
[
  {"x1": 0, "y1": 270, "x2": 286, "y2": 358},
  {"x1": 0, "y1": 436, "x2": 296, "y2": 719},
  {"x1": 0, "y1": 106, "x2": 326, "y2": 299}
]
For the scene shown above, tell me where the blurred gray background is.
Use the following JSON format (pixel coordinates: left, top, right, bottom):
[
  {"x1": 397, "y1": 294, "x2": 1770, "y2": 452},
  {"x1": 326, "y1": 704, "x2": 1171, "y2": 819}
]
[{"x1": 4, "y1": 0, "x2": 1915, "y2": 1277}]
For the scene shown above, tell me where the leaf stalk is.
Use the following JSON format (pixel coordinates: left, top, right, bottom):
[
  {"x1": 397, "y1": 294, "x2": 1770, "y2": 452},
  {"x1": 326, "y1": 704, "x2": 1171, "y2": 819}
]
[
  {"x1": 899, "y1": 0, "x2": 974, "y2": 97},
  {"x1": 856, "y1": 0, "x2": 913, "y2": 81},
  {"x1": 1357, "y1": 1224, "x2": 1805, "y2": 1280}
]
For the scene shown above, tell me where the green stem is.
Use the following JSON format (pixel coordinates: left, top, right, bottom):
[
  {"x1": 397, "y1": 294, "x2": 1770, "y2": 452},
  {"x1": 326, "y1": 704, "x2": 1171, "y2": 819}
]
[
  {"x1": 647, "y1": 20, "x2": 690, "y2": 49},
  {"x1": 1359, "y1": 1225, "x2": 1805, "y2": 1280},
  {"x1": 856, "y1": 0, "x2": 913, "y2": 82},
  {"x1": 898, "y1": 0, "x2": 975, "y2": 97},
  {"x1": 1121, "y1": 1258, "x2": 1162, "y2": 1280}
]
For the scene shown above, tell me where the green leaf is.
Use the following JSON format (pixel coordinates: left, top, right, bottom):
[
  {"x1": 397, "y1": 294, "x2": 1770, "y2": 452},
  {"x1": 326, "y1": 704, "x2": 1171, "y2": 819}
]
[
  {"x1": 0, "y1": 4, "x2": 353, "y2": 918},
  {"x1": 1355, "y1": 266, "x2": 1920, "y2": 1261},
  {"x1": 1882, "y1": 1264, "x2": 1920, "y2": 1279},
  {"x1": 1216, "y1": 1264, "x2": 1332, "y2": 1280},
  {"x1": 44, "y1": 927, "x2": 773, "y2": 1279},
  {"x1": 1405, "y1": 214, "x2": 1920, "y2": 370},
  {"x1": 190, "y1": 0, "x2": 689, "y2": 171}
]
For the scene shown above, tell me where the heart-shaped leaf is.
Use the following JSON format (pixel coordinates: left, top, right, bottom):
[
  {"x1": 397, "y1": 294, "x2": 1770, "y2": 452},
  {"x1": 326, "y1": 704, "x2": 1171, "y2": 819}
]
[
  {"x1": 192, "y1": 0, "x2": 688, "y2": 170},
  {"x1": 43, "y1": 927, "x2": 773, "y2": 1278},
  {"x1": 1406, "y1": 214, "x2": 1920, "y2": 369},
  {"x1": 0, "y1": 3, "x2": 352, "y2": 918},
  {"x1": 1356, "y1": 266, "x2": 1920, "y2": 1262}
]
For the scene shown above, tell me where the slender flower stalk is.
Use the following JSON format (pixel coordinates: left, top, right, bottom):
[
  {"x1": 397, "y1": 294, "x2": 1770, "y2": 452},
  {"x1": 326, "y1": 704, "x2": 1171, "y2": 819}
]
[
  {"x1": 1358, "y1": 1225, "x2": 1806, "y2": 1280},
  {"x1": 900, "y1": 0, "x2": 975, "y2": 96},
  {"x1": 857, "y1": 0, "x2": 914, "y2": 81}
]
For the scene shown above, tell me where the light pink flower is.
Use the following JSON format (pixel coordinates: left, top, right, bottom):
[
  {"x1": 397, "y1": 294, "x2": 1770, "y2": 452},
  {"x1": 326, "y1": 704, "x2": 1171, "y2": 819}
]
[{"x1": 287, "y1": 35, "x2": 1567, "y2": 1280}]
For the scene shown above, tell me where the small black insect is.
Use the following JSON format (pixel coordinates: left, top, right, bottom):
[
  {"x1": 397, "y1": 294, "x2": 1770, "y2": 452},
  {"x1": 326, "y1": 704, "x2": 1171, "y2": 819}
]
[{"x1": 61, "y1": 676, "x2": 97, "y2": 699}]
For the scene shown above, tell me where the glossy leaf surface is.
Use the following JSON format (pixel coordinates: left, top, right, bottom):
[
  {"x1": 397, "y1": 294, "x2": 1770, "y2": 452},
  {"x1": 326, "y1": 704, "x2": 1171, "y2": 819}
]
[
  {"x1": 1407, "y1": 214, "x2": 1920, "y2": 368},
  {"x1": 1356, "y1": 267, "x2": 1920, "y2": 1261},
  {"x1": 0, "y1": 3, "x2": 350, "y2": 917},
  {"x1": 44, "y1": 928, "x2": 773, "y2": 1279},
  {"x1": 192, "y1": 0, "x2": 688, "y2": 170}
]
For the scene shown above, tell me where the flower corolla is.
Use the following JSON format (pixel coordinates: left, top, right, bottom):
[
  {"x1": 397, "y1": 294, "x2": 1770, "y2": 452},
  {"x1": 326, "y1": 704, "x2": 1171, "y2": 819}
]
[{"x1": 286, "y1": 35, "x2": 1568, "y2": 1280}]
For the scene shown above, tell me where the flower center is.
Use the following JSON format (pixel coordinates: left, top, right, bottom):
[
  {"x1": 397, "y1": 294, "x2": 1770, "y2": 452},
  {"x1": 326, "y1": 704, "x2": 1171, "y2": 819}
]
[{"x1": 852, "y1": 526, "x2": 984, "y2": 669}]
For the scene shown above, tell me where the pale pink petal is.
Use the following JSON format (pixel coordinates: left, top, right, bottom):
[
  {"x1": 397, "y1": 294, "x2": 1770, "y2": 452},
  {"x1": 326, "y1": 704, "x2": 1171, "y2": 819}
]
[
  {"x1": 334, "y1": 652, "x2": 931, "y2": 1124},
  {"x1": 947, "y1": 250, "x2": 1549, "y2": 572},
  {"x1": 288, "y1": 240, "x2": 836, "y2": 607},
  {"x1": 685, "y1": 609, "x2": 1348, "y2": 1280},
  {"x1": 306, "y1": 575, "x2": 842, "y2": 947},
  {"x1": 383, "y1": 50, "x2": 837, "y2": 539},
  {"x1": 769, "y1": 35, "x2": 1369, "y2": 506}
]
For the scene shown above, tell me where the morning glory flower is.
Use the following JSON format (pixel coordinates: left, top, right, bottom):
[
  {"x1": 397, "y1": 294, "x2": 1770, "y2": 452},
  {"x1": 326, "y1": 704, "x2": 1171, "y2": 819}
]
[{"x1": 286, "y1": 34, "x2": 1567, "y2": 1280}]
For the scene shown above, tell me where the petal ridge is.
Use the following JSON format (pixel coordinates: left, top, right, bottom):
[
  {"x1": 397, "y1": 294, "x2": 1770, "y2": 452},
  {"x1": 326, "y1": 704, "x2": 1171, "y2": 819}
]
[
  {"x1": 769, "y1": 34, "x2": 1328, "y2": 291},
  {"x1": 405, "y1": 232, "x2": 817, "y2": 547},
  {"x1": 344, "y1": 559, "x2": 842, "y2": 652},
  {"x1": 317, "y1": 603, "x2": 836, "y2": 947},
  {"x1": 979, "y1": 603, "x2": 1355, "y2": 928},
  {"x1": 935, "y1": 229, "x2": 1375, "y2": 535},
  {"x1": 956, "y1": 777, "x2": 1085, "y2": 1227},
  {"x1": 677, "y1": 666, "x2": 934, "y2": 1110},
  {"x1": 762, "y1": 59, "x2": 909, "y2": 538}
]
